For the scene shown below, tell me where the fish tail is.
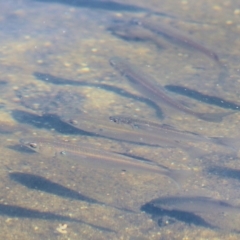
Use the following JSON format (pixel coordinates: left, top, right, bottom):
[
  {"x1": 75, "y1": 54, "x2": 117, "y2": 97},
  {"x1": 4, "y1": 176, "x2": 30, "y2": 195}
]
[
  {"x1": 198, "y1": 111, "x2": 236, "y2": 122},
  {"x1": 211, "y1": 137, "x2": 240, "y2": 151},
  {"x1": 179, "y1": 143, "x2": 205, "y2": 160}
]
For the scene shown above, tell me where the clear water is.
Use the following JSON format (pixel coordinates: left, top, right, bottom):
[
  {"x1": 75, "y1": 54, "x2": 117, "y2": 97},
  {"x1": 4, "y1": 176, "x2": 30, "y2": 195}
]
[{"x1": 1, "y1": 0, "x2": 240, "y2": 239}]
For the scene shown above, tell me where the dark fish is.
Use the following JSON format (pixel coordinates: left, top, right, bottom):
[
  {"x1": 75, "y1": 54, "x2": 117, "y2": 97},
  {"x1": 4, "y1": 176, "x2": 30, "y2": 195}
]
[
  {"x1": 109, "y1": 115, "x2": 239, "y2": 149},
  {"x1": 109, "y1": 57, "x2": 233, "y2": 122},
  {"x1": 19, "y1": 137, "x2": 190, "y2": 187}
]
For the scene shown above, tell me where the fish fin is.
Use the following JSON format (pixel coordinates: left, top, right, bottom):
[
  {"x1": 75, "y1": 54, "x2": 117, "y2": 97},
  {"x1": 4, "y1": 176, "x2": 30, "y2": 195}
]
[
  {"x1": 198, "y1": 111, "x2": 236, "y2": 122},
  {"x1": 167, "y1": 169, "x2": 193, "y2": 189}
]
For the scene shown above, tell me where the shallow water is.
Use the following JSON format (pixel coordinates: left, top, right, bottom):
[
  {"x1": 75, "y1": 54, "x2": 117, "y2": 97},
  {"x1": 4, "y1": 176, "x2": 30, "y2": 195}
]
[{"x1": 1, "y1": 0, "x2": 240, "y2": 239}]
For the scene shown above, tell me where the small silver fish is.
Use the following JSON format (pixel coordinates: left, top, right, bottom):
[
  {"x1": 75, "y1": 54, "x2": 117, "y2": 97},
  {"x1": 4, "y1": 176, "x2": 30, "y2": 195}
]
[
  {"x1": 20, "y1": 137, "x2": 191, "y2": 187},
  {"x1": 109, "y1": 115, "x2": 238, "y2": 149},
  {"x1": 149, "y1": 196, "x2": 240, "y2": 215},
  {"x1": 109, "y1": 57, "x2": 234, "y2": 122}
]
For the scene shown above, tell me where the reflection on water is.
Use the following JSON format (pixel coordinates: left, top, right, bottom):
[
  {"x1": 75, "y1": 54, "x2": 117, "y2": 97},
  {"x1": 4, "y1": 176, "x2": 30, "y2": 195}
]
[{"x1": 1, "y1": 0, "x2": 240, "y2": 239}]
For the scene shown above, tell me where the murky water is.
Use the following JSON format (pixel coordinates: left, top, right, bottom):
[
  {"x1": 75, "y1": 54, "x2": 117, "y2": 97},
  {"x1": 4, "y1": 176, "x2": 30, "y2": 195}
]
[{"x1": 1, "y1": 0, "x2": 240, "y2": 239}]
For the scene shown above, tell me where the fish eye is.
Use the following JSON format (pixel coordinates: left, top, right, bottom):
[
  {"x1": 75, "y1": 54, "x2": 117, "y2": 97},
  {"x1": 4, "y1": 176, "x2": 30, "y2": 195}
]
[
  {"x1": 109, "y1": 117, "x2": 117, "y2": 123},
  {"x1": 60, "y1": 151, "x2": 66, "y2": 156},
  {"x1": 28, "y1": 142, "x2": 38, "y2": 148},
  {"x1": 69, "y1": 119, "x2": 78, "y2": 125}
]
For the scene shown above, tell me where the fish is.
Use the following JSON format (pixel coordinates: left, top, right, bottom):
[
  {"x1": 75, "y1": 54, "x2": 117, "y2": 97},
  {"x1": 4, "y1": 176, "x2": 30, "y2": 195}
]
[
  {"x1": 148, "y1": 196, "x2": 240, "y2": 215},
  {"x1": 133, "y1": 18, "x2": 220, "y2": 63},
  {"x1": 62, "y1": 114, "x2": 205, "y2": 158},
  {"x1": 133, "y1": 17, "x2": 229, "y2": 82},
  {"x1": 143, "y1": 196, "x2": 240, "y2": 232},
  {"x1": 109, "y1": 18, "x2": 228, "y2": 82},
  {"x1": 109, "y1": 115, "x2": 238, "y2": 149},
  {"x1": 61, "y1": 114, "x2": 180, "y2": 146},
  {"x1": 110, "y1": 115, "x2": 169, "y2": 127},
  {"x1": 141, "y1": 201, "x2": 217, "y2": 229},
  {"x1": 109, "y1": 57, "x2": 233, "y2": 122},
  {"x1": 19, "y1": 137, "x2": 191, "y2": 187}
]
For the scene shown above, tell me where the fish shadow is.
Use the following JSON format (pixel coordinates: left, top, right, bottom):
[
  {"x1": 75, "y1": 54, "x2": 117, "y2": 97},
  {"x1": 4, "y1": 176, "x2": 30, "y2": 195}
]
[
  {"x1": 0, "y1": 203, "x2": 80, "y2": 222},
  {"x1": 165, "y1": 85, "x2": 240, "y2": 111},
  {"x1": 9, "y1": 172, "x2": 134, "y2": 213},
  {"x1": 0, "y1": 203, "x2": 115, "y2": 232},
  {"x1": 9, "y1": 172, "x2": 104, "y2": 205},
  {"x1": 7, "y1": 172, "x2": 118, "y2": 232},
  {"x1": 207, "y1": 166, "x2": 240, "y2": 181},
  {"x1": 11, "y1": 109, "x2": 96, "y2": 136},
  {"x1": 32, "y1": 0, "x2": 153, "y2": 13},
  {"x1": 33, "y1": 72, "x2": 164, "y2": 119},
  {"x1": 141, "y1": 202, "x2": 217, "y2": 229}
]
